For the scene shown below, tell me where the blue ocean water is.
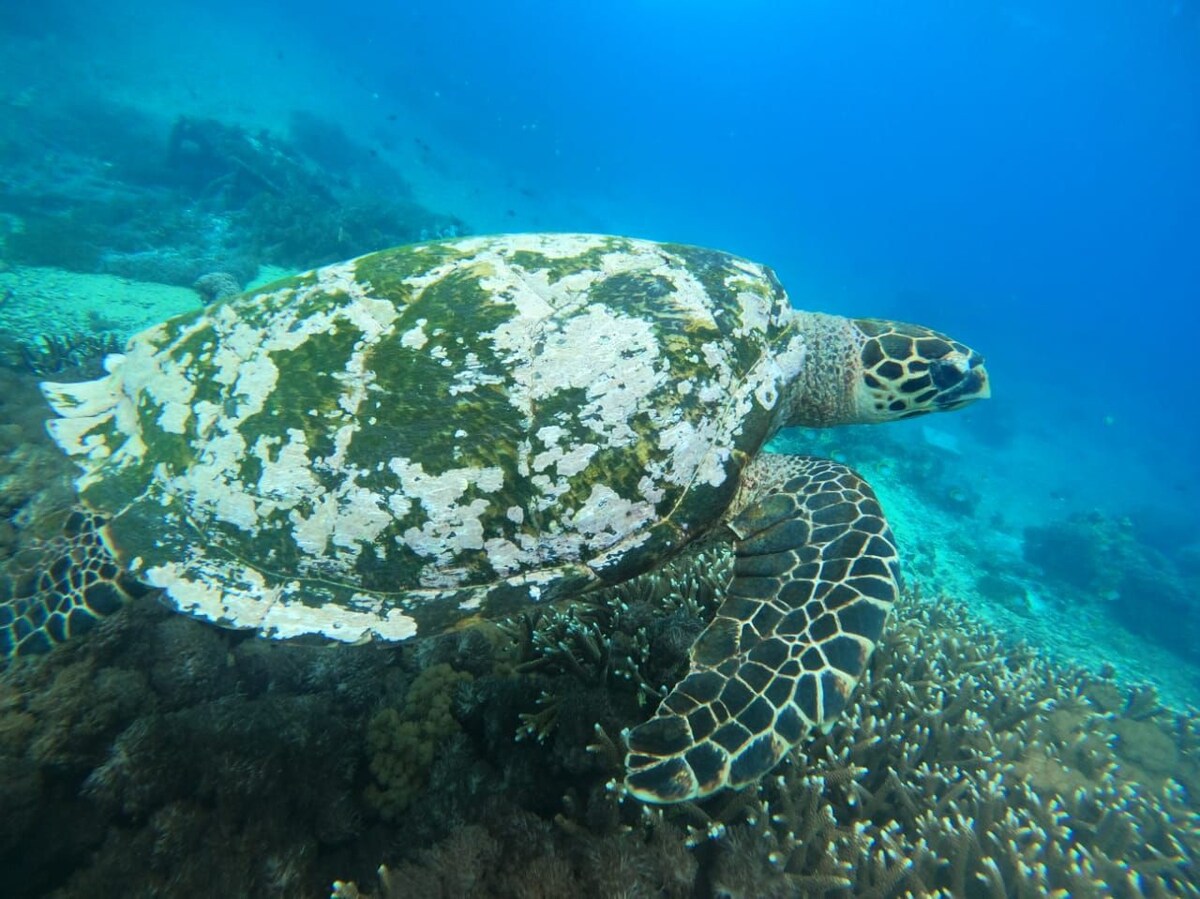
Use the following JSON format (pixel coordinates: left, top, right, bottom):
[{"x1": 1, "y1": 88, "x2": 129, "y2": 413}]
[
  {"x1": 2, "y1": 0, "x2": 1199, "y2": 894},
  {"x1": 26, "y1": 0, "x2": 1187, "y2": 621},
  {"x1": 21, "y1": 0, "x2": 1194, "y2": 512}
]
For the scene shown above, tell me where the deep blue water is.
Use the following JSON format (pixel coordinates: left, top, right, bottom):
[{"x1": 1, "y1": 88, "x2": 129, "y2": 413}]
[
  {"x1": 2, "y1": 0, "x2": 1197, "y2": 597},
  {"x1": 97, "y1": 0, "x2": 1200, "y2": 496},
  {"x1": 336, "y1": 1, "x2": 1200, "y2": 390}
]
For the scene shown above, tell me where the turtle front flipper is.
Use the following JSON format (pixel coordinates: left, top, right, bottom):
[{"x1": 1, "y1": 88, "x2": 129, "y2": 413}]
[
  {"x1": 624, "y1": 455, "x2": 899, "y2": 803},
  {"x1": 1, "y1": 508, "x2": 146, "y2": 658}
]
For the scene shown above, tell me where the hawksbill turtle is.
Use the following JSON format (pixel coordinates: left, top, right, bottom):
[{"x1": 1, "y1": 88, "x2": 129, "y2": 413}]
[{"x1": 8, "y1": 233, "x2": 989, "y2": 803}]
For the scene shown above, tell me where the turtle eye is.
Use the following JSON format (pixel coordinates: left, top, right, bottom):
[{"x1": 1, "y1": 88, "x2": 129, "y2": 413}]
[{"x1": 930, "y1": 358, "x2": 967, "y2": 390}]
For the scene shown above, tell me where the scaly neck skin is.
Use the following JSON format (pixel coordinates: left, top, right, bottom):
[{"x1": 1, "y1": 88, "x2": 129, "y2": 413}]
[{"x1": 780, "y1": 311, "x2": 863, "y2": 428}]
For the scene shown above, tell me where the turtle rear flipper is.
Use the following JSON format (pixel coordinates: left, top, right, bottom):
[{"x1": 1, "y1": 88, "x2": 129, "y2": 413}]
[
  {"x1": 624, "y1": 455, "x2": 899, "y2": 803},
  {"x1": 1, "y1": 508, "x2": 146, "y2": 657}
]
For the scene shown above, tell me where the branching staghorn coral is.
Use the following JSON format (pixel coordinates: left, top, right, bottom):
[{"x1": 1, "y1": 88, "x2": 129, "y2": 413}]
[
  {"x1": 503, "y1": 545, "x2": 725, "y2": 743},
  {"x1": 337, "y1": 546, "x2": 1199, "y2": 898},
  {"x1": 690, "y1": 589, "x2": 1200, "y2": 898}
]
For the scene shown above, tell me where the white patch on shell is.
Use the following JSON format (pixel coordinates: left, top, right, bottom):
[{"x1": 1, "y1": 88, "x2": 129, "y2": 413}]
[
  {"x1": 388, "y1": 457, "x2": 505, "y2": 585},
  {"x1": 125, "y1": 321, "x2": 207, "y2": 435},
  {"x1": 482, "y1": 537, "x2": 524, "y2": 576},
  {"x1": 531, "y1": 425, "x2": 598, "y2": 478},
  {"x1": 42, "y1": 374, "x2": 137, "y2": 479},
  {"x1": 256, "y1": 429, "x2": 321, "y2": 504},
  {"x1": 589, "y1": 530, "x2": 652, "y2": 572},
  {"x1": 449, "y1": 352, "x2": 505, "y2": 395},
  {"x1": 145, "y1": 555, "x2": 282, "y2": 628},
  {"x1": 737, "y1": 293, "x2": 771, "y2": 338},
  {"x1": 400, "y1": 319, "x2": 429, "y2": 349},
  {"x1": 770, "y1": 329, "x2": 808, "y2": 414},
  {"x1": 637, "y1": 475, "x2": 665, "y2": 504},
  {"x1": 644, "y1": 255, "x2": 720, "y2": 328},
  {"x1": 335, "y1": 354, "x2": 378, "y2": 417},
  {"x1": 461, "y1": 232, "x2": 614, "y2": 261},
  {"x1": 458, "y1": 593, "x2": 484, "y2": 611},
  {"x1": 727, "y1": 263, "x2": 778, "y2": 339},
  {"x1": 40, "y1": 316, "x2": 211, "y2": 487},
  {"x1": 145, "y1": 554, "x2": 418, "y2": 643},
  {"x1": 656, "y1": 420, "x2": 728, "y2": 488},
  {"x1": 569, "y1": 484, "x2": 657, "y2": 544},
  {"x1": 46, "y1": 257, "x2": 409, "y2": 582},
  {"x1": 499, "y1": 305, "x2": 666, "y2": 445},
  {"x1": 481, "y1": 481, "x2": 654, "y2": 577}
]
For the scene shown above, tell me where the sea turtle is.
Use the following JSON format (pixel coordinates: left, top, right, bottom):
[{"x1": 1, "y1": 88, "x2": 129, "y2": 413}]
[{"x1": 10, "y1": 233, "x2": 989, "y2": 803}]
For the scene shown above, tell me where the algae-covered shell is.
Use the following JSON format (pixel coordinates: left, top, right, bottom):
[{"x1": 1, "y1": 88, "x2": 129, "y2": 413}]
[{"x1": 42, "y1": 234, "x2": 806, "y2": 643}]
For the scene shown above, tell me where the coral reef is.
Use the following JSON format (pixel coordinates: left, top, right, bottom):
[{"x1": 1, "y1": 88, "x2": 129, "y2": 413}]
[
  {"x1": 333, "y1": 806, "x2": 697, "y2": 899},
  {"x1": 1, "y1": 535, "x2": 1197, "y2": 896},
  {"x1": 1024, "y1": 511, "x2": 1199, "y2": 662},
  {"x1": 0, "y1": 98, "x2": 467, "y2": 287},
  {"x1": 1, "y1": 331, "x2": 125, "y2": 380},
  {"x1": 0, "y1": 595, "x2": 397, "y2": 896},
  {"x1": 0, "y1": 366, "x2": 78, "y2": 571},
  {"x1": 191, "y1": 271, "x2": 243, "y2": 304},
  {"x1": 689, "y1": 593, "x2": 1200, "y2": 896},
  {"x1": 365, "y1": 663, "x2": 474, "y2": 821},
  {"x1": 338, "y1": 552, "x2": 1200, "y2": 899}
]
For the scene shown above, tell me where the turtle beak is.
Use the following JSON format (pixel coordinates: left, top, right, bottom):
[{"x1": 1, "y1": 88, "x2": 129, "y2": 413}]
[
  {"x1": 974, "y1": 366, "x2": 991, "y2": 400},
  {"x1": 934, "y1": 352, "x2": 990, "y2": 406},
  {"x1": 966, "y1": 352, "x2": 990, "y2": 400}
]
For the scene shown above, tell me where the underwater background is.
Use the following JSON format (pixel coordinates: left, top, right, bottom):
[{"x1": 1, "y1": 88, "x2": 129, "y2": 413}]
[{"x1": 0, "y1": 1, "x2": 1197, "y2": 896}]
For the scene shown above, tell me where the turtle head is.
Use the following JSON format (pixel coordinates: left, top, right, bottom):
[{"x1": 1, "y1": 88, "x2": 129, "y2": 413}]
[
  {"x1": 783, "y1": 313, "x2": 989, "y2": 427},
  {"x1": 850, "y1": 318, "x2": 989, "y2": 423}
]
